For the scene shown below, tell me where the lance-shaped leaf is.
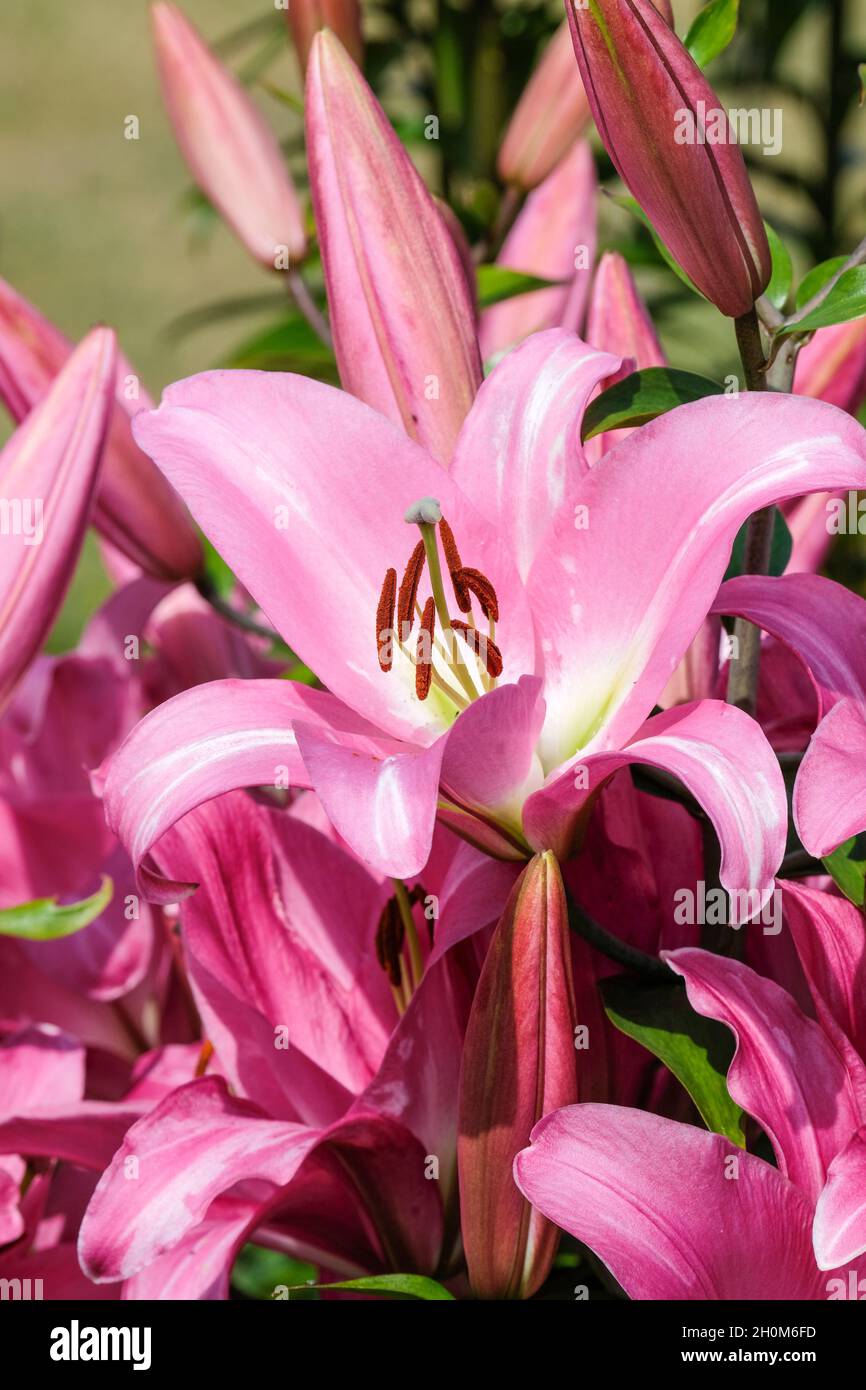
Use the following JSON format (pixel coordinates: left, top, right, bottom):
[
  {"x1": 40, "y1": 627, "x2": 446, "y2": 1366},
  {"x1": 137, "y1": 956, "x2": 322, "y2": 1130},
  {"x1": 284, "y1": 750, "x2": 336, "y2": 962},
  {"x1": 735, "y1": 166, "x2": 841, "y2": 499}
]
[
  {"x1": 305, "y1": 30, "x2": 482, "y2": 465},
  {"x1": 152, "y1": 3, "x2": 306, "y2": 269},
  {"x1": 565, "y1": 0, "x2": 771, "y2": 318},
  {"x1": 458, "y1": 852, "x2": 578, "y2": 1300},
  {"x1": 0, "y1": 328, "x2": 116, "y2": 714},
  {"x1": 285, "y1": 0, "x2": 363, "y2": 76},
  {"x1": 0, "y1": 275, "x2": 201, "y2": 580},
  {"x1": 0, "y1": 877, "x2": 113, "y2": 942}
]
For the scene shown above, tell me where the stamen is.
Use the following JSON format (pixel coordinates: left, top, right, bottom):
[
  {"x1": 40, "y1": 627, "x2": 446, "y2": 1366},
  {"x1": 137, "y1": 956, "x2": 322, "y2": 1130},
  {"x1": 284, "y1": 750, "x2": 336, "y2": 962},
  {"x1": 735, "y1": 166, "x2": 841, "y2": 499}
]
[
  {"x1": 375, "y1": 898, "x2": 405, "y2": 987},
  {"x1": 397, "y1": 540, "x2": 426, "y2": 635},
  {"x1": 376, "y1": 567, "x2": 397, "y2": 671},
  {"x1": 451, "y1": 620, "x2": 504, "y2": 679},
  {"x1": 456, "y1": 566, "x2": 500, "y2": 622},
  {"x1": 415, "y1": 596, "x2": 436, "y2": 701},
  {"x1": 439, "y1": 517, "x2": 470, "y2": 613}
]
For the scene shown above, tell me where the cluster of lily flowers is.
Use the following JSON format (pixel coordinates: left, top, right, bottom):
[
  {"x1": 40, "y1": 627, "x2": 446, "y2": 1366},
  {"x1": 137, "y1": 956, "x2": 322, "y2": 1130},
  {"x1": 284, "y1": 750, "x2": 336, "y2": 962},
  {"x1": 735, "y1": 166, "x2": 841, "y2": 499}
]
[{"x1": 3, "y1": 0, "x2": 866, "y2": 1302}]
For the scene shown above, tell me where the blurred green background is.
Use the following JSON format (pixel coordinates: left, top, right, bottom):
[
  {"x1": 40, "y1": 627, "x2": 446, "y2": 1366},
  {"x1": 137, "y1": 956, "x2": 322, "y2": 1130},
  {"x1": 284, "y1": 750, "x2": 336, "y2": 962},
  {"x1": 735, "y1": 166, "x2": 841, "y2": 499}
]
[{"x1": 1, "y1": 0, "x2": 864, "y2": 640}]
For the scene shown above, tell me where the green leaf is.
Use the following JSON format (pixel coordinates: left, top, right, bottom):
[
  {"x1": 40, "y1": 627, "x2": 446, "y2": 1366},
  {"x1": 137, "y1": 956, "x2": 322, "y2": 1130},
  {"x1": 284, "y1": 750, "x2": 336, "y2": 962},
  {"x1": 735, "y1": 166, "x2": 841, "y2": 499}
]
[
  {"x1": 781, "y1": 265, "x2": 866, "y2": 335},
  {"x1": 794, "y1": 257, "x2": 848, "y2": 312},
  {"x1": 724, "y1": 507, "x2": 792, "y2": 581},
  {"x1": 601, "y1": 977, "x2": 746, "y2": 1147},
  {"x1": 259, "y1": 80, "x2": 304, "y2": 115},
  {"x1": 232, "y1": 1244, "x2": 318, "y2": 1300},
  {"x1": 823, "y1": 833, "x2": 866, "y2": 906},
  {"x1": 606, "y1": 194, "x2": 702, "y2": 298},
  {"x1": 225, "y1": 316, "x2": 339, "y2": 382},
  {"x1": 475, "y1": 265, "x2": 563, "y2": 309},
  {"x1": 0, "y1": 876, "x2": 113, "y2": 941},
  {"x1": 580, "y1": 367, "x2": 724, "y2": 442},
  {"x1": 164, "y1": 293, "x2": 286, "y2": 343},
  {"x1": 764, "y1": 223, "x2": 793, "y2": 311},
  {"x1": 286, "y1": 1274, "x2": 455, "y2": 1301},
  {"x1": 685, "y1": 0, "x2": 741, "y2": 68},
  {"x1": 201, "y1": 536, "x2": 236, "y2": 599}
]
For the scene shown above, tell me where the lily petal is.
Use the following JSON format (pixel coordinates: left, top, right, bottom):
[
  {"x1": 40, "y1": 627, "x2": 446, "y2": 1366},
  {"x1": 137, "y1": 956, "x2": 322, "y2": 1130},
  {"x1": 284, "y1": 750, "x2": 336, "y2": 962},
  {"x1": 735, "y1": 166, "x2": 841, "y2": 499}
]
[
  {"x1": 814, "y1": 1127, "x2": 866, "y2": 1270},
  {"x1": 527, "y1": 394, "x2": 866, "y2": 767},
  {"x1": 795, "y1": 698, "x2": 866, "y2": 857},
  {"x1": 515, "y1": 1105, "x2": 824, "y2": 1300}
]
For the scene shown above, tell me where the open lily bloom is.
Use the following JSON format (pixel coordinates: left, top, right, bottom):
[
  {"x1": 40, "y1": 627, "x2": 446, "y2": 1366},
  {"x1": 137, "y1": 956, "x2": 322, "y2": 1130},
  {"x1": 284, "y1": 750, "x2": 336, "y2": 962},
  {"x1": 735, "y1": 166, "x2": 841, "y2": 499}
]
[
  {"x1": 98, "y1": 328, "x2": 866, "y2": 919},
  {"x1": 516, "y1": 900, "x2": 866, "y2": 1298},
  {"x1": 709, "y1": 571, "x2": 866, "y2": 858}
]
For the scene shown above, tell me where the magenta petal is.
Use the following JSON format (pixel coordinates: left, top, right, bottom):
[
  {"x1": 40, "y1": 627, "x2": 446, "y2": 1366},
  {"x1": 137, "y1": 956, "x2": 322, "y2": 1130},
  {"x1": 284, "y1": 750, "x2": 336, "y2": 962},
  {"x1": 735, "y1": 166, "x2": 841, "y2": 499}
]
[
  {"x1": 99, "y1": 677, "x2": 382, "y2": 901},
  {"x1": 515, "y1": 1105, "x2": 824, "y2": 1300},
  {"x1": 524, "y1": 701, "x2": 787, "y2": 913},
  {"x1": 794, "y1": 698, "x2": 866, "y2": 856},
  {"x1": 440, "y1": 676, "x2": 545, "y2": 821},
  {"x1": 528, "y1": 393, "x2": 866, "y2": 767},
  {"x1": 452, "y1": 331, "x2": 621, "y2": 580},
  {"x1": 666, "y1": 948, "x2": 866, "y2": 1203},
  {"x1": 294, "y1": 720, "x2": 445, "y2": 879},
  {"x1": 780, "y1": 881, "x2": 866, "y2": 1063},
  {"x1": 814, "y1": 1128, "x2": 866, "y2": 1270}
]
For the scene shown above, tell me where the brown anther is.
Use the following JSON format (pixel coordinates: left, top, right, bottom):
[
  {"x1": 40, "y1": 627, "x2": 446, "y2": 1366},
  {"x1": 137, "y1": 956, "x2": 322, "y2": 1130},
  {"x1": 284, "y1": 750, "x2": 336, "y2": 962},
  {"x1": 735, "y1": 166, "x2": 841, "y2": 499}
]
[
  {"x1": 195, "y1": 1040, "x2": 214, "y2": 1078},
  {"x1": 451, "y1": 620, "x2": 503, "y2": 679},
  {"x1": 439, "y1": 517, "x2": 470, "y2": 613},
  {"x1": 455, "y1": 566, "x2": 500, "y2": 623},
  {"x1": 415, "y1": 596, "x2": 436, "y2": 700},
  {"x1": 375, "y1": 898, "x2": 405, "y2": 987},
  {"x1": 397, "y1": 539, "x2": 426, "y2": 635},
  {"x1": 376, "y1": 567, "x2": 397, "y2": 672}
]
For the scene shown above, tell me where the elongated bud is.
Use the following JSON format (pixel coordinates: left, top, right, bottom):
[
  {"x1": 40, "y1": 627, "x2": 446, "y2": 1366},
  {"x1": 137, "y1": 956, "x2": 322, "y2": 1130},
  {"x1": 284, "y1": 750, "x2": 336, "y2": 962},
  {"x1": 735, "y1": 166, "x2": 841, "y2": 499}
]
[
  {"x1": 0, "y1": 329, "x2": 116, "y2": 714},
  {"x1": 458, "y1": 852, "x2": 578, "y2": 1299},
  {"x1": 0, "y1": 276, "x2": 201, "y2": 581},
  {"x1": 306, "y1": 31, "x2": 482, "y2": 464},
  {"x1": 497, "y1": 22, "x2": 592, "y2": 191},
  {"x1": 480, "y1": 141, "x2": 597, "y2": 361},
  {"x1": 152, "y1": 3, "x2": 306, "y2": 269},
  {"x1": 585, "y1": 251, "x2": 666, "y2": 457},
  {"x1": 565, "y1": 0, "x2": 771, "y2": 318},
  {"x1": 286, "y1": 0, "x2": 363, "y2": 76}
]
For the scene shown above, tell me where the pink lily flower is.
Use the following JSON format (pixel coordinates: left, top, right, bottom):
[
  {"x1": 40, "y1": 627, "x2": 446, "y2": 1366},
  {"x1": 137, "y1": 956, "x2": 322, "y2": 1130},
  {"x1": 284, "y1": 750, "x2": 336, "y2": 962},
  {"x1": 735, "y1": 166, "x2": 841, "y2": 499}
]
[
  {"x1": 497, "y1": 22, "x2": 592, "y2": 192},
  {"x1": 708, "y1": 571, "x2": 866, "y2": 861},
  {"x1": 286, "y1": 0, "x2": 363, "y2": 76},
  {"x1": 479, "y1": 142, "x2": 598, "y2": 363},
  {"x1": 0, "y1": 329, "x2": 116, "y2": 716},
  {"x1": 96, "y1": 330, "x2": 866, "y2": 915},
  {"x1": 565, "y1": 0, "x2": 771, "y2": 318},
  {"x1": 0, "y1": 275, "x2": 202, "y2": 581},
  {"x1": 152, "y1": 3, "x2": 307, "y2": 270},
  {"x1": 306, "y1": 32, "x2": 482, "y2": 465},
  {"x1": 517, "y1": 897, "x2": 866, "y2": 1297},
  {"x1": 79, "y1": 791, "x2": 514, "y2": 1298}
]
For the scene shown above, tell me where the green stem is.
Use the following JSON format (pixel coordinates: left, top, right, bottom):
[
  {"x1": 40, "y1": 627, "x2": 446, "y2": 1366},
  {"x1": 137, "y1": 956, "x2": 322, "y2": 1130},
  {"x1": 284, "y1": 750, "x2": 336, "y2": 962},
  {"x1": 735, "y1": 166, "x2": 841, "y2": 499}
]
[
  {"x1": 566, "y1": 890, "x2": 671, "y2": 983},
  {"x1": 393, "y1": 879, "x2": 424, "y2": 989}
]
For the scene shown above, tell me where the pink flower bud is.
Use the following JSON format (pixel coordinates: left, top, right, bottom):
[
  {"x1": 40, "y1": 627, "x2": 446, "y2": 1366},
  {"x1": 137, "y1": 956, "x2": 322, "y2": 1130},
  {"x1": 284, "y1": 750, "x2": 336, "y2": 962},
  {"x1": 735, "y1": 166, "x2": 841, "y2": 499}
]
[
  {"x1": 458, "y1": 852, "x2": 578, "y2": 1299},
  {"x1": 565, "y1": 0, "x2": 771, "y2": 318},
  {"x1": 152, "y1": 3, "x2": 306, "y2": 269},
  {"x1": 0, "y1": 329, "x2": 116, "y2": 714},
  {"x1": 497, "y1": 22, "x2": 592, "y2": 191},
  {"x1": 306, "y1": 31, "x2": 482, "y2": 464},
  {"x1": 0, "y1": 276, "x2": 201, "y2": 581},
  {"x1": 286, "y1": 0, "x2": 363, "y2": 76}
]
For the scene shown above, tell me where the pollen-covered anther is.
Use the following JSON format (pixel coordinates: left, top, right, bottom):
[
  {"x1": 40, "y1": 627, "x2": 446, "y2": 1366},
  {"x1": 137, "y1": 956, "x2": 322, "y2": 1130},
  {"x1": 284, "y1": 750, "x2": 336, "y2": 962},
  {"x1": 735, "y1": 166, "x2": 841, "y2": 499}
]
[
  {"x1": 439, "y1": 517, "x2": 470, "y2": 613},
  {"x1": 376, "y1": 567, "x2": 397, "y2": 672},
  {"x1": 375, "y1": 898, "x2": 405, "y2": 987},
  {"x1": 451, "y1": 620, "x2": 504, "y2": 679},
  {"x1": 397, "y1": 539, "x2": 426, "y2": 634},
  {"x1": 415, "y1": 596, "x2": 436, "y2": 701},
  {"x1": 455, "y1": 566, "x2": 500, "y2": 623}
]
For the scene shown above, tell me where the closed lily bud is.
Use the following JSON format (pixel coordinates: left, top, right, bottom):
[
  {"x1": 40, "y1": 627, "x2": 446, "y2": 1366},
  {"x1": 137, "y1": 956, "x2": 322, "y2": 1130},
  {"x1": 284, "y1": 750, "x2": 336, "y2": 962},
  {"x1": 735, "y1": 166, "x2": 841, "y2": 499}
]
[
  {"x1": 497, "y1": 22, "x2": 592, "y2": 191},
  {"x1": 458, "y1": 852, "x2": 578, "y2": 1300},
  {"x1": 306, "y1": 31, "x2": 482, "y2": 464},
  {"x1": 0, "y1": 275, "x2": 202, "y2": 581},
  {"x1": 585, "y1": 251, "x2": 666, "y2": 457},
  {"x1": 480, "y1": 141, "x2": 597, "y2": 361},
  {"x1": 565, "y1": 0, "x2": 771, "y2": 319},
  {"x1": 0, "y1": 329, "x2": 115, "y2": 714},
  {"x1": 152, "y1": 3, "x2": 306, "y2": 270},
  {"x1": 286, "y1": 0, "x2": 363, "y2": 76}
]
